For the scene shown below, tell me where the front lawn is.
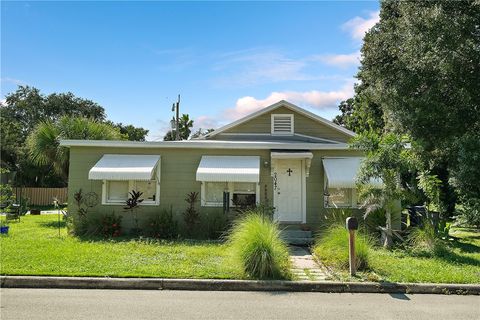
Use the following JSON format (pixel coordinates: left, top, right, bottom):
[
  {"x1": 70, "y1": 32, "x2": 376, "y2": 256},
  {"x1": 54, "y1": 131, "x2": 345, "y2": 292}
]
[
  {"x1": 314, "y1": 227, "x2": 480, "y2": 284},
  {"x1": 0, "y1": 215, "x2": 242, "y2": 279}
]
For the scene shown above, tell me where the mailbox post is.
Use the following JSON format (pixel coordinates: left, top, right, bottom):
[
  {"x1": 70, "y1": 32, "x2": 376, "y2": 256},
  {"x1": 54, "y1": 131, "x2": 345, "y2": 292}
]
[{"x1": 346, "y1": 217, "x2": 358, "y2": 276}]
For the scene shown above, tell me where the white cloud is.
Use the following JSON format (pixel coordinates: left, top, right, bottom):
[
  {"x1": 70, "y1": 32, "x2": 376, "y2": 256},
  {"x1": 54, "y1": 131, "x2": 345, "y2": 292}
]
[
  {"x1": 342, "y1": 11, "x2": 380, "y2": 41},
  {"x1": 1, "y1": 77, "x2": 26, "y2": 86},
  {"x1": 223, "y1": 82, "x2": 355, "y2": 121},
  {"x1": 213, "y1": 49, "x2": 311, "y2": 87},
  {"x1": 311, "y1": 52, "x2": 361, "y2": 69},
  {"x1": 193, "y1": 115, "x2": 221, "y2": 131},
  {"x1": 147, "y1": 119, "x2": 172, "y2": 141}
]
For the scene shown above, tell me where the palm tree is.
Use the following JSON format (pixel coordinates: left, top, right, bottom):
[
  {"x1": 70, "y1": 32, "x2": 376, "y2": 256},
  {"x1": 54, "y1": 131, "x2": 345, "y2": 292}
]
[
  {"x1": 27, "y1": 116, "x2": 124, "y2": 180},
  {"x1": 351, "y1": 132, "x2": 414, "y2": 247},
  {"x1": 178, "y1": 114, "x2": 194, "y2": 140},
  {"x1": 163, "y1": 113, "x2": 194, "y2": 141}
]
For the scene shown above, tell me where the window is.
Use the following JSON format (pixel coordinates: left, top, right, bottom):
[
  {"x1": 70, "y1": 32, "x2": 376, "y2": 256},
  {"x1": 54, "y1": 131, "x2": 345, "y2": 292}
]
[
  {"x1": 271, "y1": 114, "x2": 294, "y2": 135},
  {"x1": 201, "y1": 182, "x2": 259, "y2": 207},
  {"x1": 324, "y1": 187, "x2": 357, "y2": 208},
  {"x1": 204, "y1": 182, "x2": 228, "y2": 206},
  {"x1": 106, "y1": 181, "x2": 129, "y2": 203},
  {"x1": 232, "y1": 182, "x2": 257, "y2": 207},
  {"x1": 136, "y1": 180, "x2": 157, "y2": 202},
  {"x1": 103, "y1": 180, "x2": 160, "y2": 205}
]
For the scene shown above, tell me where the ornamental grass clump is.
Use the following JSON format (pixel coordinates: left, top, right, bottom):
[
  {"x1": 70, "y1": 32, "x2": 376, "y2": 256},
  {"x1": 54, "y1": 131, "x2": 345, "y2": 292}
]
[
  {"x1": 313, "y1": 224, "x2": 372, "y2": 271},
  {"x1": 228, "y1": 212, "x2": 291, "y2": 280}
]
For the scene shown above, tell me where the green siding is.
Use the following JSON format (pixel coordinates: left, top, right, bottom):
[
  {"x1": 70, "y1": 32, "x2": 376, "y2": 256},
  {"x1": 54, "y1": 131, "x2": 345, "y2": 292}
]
[
  {"x1": 68, "y1": 146, "x2": 399, "y2": 232},
  {"x1": 216, "y1": 106, "x2": 351, "y2": 142},
  {"x1": 68, "y1": 147, "x2": 273, "y2": 231}
]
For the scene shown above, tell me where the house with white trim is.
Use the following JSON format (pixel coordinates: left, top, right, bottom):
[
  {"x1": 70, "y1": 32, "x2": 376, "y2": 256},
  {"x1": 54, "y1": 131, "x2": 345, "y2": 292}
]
[{"x1": 61, "y1": 100, "x2": 394, "y2": 235}]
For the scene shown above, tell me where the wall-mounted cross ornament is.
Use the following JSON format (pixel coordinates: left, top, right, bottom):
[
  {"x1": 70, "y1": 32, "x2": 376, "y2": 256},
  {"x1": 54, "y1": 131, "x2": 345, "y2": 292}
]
[{"x1": 287, "y1": 168, "x2": 293, "y2": 176}]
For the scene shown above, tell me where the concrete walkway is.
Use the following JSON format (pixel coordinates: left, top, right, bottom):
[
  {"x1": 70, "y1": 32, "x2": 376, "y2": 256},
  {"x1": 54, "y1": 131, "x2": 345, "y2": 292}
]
[{"x1": 289, "y1": 246, "x2": 328, "y2": 281}]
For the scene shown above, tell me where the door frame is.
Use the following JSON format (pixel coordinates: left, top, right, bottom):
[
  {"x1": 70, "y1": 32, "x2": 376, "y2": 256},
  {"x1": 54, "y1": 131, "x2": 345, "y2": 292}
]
[{"x1": 272, "y1": 158, "x2": 307, "y2": 224}]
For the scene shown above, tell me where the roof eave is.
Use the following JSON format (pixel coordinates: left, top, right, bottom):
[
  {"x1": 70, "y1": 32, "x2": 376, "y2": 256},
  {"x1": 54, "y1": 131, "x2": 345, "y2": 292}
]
[{"x1": 59, "y1": 139, "x2": 351, "y2": 150}]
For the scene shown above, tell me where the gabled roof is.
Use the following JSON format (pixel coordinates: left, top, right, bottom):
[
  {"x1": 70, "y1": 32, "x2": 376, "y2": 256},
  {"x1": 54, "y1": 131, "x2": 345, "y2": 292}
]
[{"x1": 202, "y1": 100, "x2": 355, "y2": 139}]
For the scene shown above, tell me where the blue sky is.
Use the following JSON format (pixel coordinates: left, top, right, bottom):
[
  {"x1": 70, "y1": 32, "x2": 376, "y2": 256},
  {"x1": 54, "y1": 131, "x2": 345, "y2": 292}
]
[{"x1": 1, "y1": 1, "x2": 379, "y2": 140}]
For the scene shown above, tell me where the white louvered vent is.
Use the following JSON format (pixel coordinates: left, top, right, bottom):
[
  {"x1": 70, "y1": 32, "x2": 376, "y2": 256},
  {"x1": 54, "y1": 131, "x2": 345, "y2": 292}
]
[{"x1": 271, "y1": 114, "x2": 294, "y2": 135}]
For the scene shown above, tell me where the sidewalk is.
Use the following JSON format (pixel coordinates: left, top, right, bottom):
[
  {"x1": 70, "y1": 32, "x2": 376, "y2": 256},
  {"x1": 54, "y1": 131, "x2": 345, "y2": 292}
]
[{"x1": 289, "y1": 246, "x2": 329, "y2": 281}]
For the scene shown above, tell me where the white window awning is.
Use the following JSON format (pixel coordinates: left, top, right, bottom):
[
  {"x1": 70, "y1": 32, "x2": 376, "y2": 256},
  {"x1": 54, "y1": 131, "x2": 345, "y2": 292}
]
[
  {"x1": 196, "y1": 156, "x2": 260, "y2": 183},
  {"x1": 322, "y1": 157, "x2": 382, "y2": 188},
  {"x1": 89, "y1": 154, "x2": 161, "y2": 181}
]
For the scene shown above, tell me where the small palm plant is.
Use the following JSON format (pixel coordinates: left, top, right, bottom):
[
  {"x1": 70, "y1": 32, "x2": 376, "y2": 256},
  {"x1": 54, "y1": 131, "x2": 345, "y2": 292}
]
[{"x1": 124, "y1": 190, "x2": 144, "y2": 235}]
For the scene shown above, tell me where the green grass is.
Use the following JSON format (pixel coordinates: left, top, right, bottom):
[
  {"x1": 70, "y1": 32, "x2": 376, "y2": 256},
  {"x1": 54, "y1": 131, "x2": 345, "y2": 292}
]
[
  {"x1": 313, "y1": 225, "x2": 372, "y2": 271},
  {"x1": 314, "y1": 227, "x2": 480, "y2": 284},
  {"x1": 228, "y1": 213, "x2": 291, "y2": 280},
  {"x1": 0, "y1": 215, "x2": 242, "y2": 279}
]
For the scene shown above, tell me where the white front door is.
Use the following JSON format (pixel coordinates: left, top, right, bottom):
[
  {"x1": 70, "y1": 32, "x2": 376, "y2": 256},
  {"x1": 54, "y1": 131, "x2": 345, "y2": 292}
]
[{"x1": 273, "y1": 159, "x2": 304, "y2": 222}]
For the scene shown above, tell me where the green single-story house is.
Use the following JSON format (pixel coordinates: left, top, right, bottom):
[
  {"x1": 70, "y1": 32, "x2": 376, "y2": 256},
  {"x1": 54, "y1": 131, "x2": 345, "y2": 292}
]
[{"x1": 61, "y1": 100, "x2": 395, "y2": 234}]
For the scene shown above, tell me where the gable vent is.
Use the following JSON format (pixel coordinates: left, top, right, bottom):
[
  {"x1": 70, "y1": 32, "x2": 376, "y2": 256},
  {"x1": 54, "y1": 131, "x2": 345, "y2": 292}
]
[{"x1": 271, "y1": 114, "x2": 294, "y2": 135}]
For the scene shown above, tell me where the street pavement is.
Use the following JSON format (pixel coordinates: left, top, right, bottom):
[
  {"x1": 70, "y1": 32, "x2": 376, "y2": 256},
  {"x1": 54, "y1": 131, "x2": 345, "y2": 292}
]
[{"x1": 1, "y1": 288, "x2": 479, "y2": 320}]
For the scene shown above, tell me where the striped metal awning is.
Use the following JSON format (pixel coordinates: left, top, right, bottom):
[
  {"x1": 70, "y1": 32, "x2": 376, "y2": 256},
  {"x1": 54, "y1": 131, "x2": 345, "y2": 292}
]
[
  {"x1": 196, "y1": 156, "x2": 260, "y2": 183},
  {"x1": 88, "y1": 154, "x2": 160, "y2": 181},
  {"x1": 322, "y1": 157, "x2": 382, "y2": 188}
]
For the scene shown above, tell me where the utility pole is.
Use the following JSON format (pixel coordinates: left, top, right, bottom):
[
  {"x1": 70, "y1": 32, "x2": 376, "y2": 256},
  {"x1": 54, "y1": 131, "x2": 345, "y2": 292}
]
[{"x1": 171, "y1": 94, "x2": 180, "y2": 141}]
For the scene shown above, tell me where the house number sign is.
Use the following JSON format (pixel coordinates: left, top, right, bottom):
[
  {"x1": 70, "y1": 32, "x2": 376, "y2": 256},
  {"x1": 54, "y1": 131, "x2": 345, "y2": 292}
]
[{"x1": 273, "y1": 172, "x2": 278, "y2": 190}]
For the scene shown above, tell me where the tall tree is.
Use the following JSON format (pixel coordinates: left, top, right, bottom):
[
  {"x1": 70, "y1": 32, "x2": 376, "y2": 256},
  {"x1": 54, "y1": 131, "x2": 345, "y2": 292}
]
[
  {"x1": 356, "y1": 0, "x2": 480, "y2": 212},
  {"x1": 27, "y1": 116, "x2": 124, "y2": 181},
  {"x1": 333, "y1": 85, "x2": 385, "y2": 135},
  {"x1": 351, "y1": 132, "x2": 416, "y2": 247},
  {"x1": 190, "y1": 128, "x2": 215, "y2": 139},
  {"x1": 1, "y1": 86, "x2": 147, "y2": 186},
  {"x1": 106, "y1": 121, "x2": 149, "y2": 141},
  {"x1": 163, "y1": 114, "x2": 194, "y2": 141}
]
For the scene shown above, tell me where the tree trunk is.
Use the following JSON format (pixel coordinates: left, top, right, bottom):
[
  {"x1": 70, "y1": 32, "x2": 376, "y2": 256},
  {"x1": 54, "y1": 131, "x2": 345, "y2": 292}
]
[{"x1": 383, "y1": 206, "x2": 393, "y2": 248}]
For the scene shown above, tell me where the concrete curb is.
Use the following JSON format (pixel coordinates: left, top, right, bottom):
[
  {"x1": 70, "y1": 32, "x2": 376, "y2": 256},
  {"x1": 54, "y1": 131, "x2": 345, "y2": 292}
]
[{"x1": 1, "y1": 276, "x2": 479, "y2": 295}]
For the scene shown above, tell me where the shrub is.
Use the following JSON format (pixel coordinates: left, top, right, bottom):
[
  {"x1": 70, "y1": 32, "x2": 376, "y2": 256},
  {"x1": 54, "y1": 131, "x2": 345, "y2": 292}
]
[
  {"x1": 408, "y1": 223, "x2": 448, "y2": 256},
  {"x1": 183, "y1": 192, "x2": 200, "y2": 237},
  {"x1": 228, "y1": 212, "x2": 291, "y2": 279},
  {"x1": 313, "y1": 224, "x2": 372, "y2": 271},
  {"x1": 145, "y1": 207, "x2": 178, "y2": 239},
  {"x1": 205, "y1": 211, "x2": 228, "y2": 240},
  {"x1": 100, "y1": 212, "x2": 122, "y2": 238},
  {"x1": 456, "y1": 198, "x2": 480, "y2": 229}
]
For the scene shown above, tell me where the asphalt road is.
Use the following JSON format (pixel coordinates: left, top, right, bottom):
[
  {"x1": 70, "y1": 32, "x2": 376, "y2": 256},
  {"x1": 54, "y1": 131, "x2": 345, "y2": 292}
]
[{"x1": 1, "y1": 289, "x2": 479, "y2": 320}]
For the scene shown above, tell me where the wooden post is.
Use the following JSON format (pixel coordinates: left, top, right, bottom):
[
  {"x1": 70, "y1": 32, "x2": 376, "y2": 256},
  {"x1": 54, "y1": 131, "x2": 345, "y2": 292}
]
[
  {"x1": 349, "y1": 229, "x2": 356, "y2": 276},
  {"x1": 346, "y1": 217, "x2": 358, "y2": 276}
]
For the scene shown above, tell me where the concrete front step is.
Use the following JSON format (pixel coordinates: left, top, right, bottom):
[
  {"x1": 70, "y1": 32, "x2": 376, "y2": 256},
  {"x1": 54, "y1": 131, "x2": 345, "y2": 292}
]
[{"x1": 281, "y1": 230, "x2": 313, "y2": 245}]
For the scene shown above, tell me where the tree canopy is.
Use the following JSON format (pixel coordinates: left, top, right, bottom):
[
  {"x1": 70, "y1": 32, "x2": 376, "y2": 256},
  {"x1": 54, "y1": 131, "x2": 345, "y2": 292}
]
[
  {"x1": 27, "y1": 117, "x2": 124, "y2": 180},
  {"x1": 336, "y1": 0, "x2": 480, "y2": 211},
  {"x1": 163, "y1": 114, "x2": 194, "y2": 141},
  {"x1": 1, "y1": 86, "x2": 148, "y2": 186}
]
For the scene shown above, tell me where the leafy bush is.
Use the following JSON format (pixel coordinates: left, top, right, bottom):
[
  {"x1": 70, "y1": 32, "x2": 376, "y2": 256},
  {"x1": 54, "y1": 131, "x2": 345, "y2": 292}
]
[
  {"x1": 408, "y1": 223, "x2": 437, "y2": 252},
  {"x1": 205, "y1": 211, "x2": 228, "y2": 240},
  {"x1": 456, "y1": 198, "x2": 480, "y2": 229},
  {"x1": 145, "y1": 207, "x2": 178, "y2": 239},
  {"x1": 124, "y1": 190, "x2": 144, "y2": 235},
  {"x1": 228, "y1": 212, "x2": 291, "y2": 279},
  {"x1": 100, "y1": 212, "x2": 122, "y2": 238},
  {"x1": 71, "y1": 189, "x2": 89, "y2": 236},
  {"x1": 313, "y1": 224, "x2": 372, "y2": 271},
  {"x1": 183, "y1": 192, "x2": 200, "y2": 237}
]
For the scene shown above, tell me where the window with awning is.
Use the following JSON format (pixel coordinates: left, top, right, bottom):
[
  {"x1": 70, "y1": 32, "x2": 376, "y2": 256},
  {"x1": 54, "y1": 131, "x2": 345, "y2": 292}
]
[
  {"x1": 322, "y1": 157, "x2": 382, "y2": 208},
  {"x1": 196, "y1": 156, "x2": 260, "y2": 207},
  {"x1": 89, "y1": 154, "x2": 161, "y2": 205}
]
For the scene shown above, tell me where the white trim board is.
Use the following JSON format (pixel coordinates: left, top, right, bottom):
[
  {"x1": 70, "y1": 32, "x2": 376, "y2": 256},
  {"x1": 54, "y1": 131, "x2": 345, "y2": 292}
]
[{"x1": 60, "y1": 139, "x2": 350, "y2": 150}]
